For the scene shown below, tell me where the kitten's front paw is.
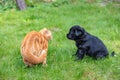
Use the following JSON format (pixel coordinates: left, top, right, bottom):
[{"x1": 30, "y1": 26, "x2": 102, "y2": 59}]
[{"x1": 42, "y1": 64, "x2": 48, "y2": 67}]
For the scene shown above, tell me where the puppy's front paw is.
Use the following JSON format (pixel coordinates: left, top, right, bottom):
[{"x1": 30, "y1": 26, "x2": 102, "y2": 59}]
[
  {"x1": 74, "y1": 57, "x2": 82, "y2": 61},
  {"x1": 96, "y1": 54, "x2": 106, "y2": 60},
  {"x1": 72, "y1": 53, "x2": 77, "y2": 56}
]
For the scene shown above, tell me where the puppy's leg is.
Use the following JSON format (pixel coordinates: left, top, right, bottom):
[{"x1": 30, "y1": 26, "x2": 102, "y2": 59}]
[
  {"x1": 95, "y1": 52, "x2": 107, "y2": 60},
  {"x1": 73, "y1": 45, "x2": 84, "y2": 56},
  {"x1": 75, "y1": 44, "x2": 87, "y2": 58},
  {"x1": 74, "y1": 49, "x2": 85, "y2": 61},
  {"x1": 72, "y1": 53, "x2": 77, "y2": 56}
]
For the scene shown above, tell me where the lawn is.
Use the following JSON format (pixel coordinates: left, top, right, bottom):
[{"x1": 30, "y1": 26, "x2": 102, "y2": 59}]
[{"x1": 0, "y1": 0, "x2": 120, "y2": 80}]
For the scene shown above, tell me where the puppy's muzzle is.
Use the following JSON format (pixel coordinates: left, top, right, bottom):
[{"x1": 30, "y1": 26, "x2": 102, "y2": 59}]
[{"x1": 67, "y1": 34, "x2": 72, "y2": 39}]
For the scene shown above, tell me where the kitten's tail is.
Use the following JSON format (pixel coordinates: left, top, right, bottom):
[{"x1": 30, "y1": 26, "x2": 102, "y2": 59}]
[{"x1": 21, "y1": 49, "x2": 47, "y2": 64}]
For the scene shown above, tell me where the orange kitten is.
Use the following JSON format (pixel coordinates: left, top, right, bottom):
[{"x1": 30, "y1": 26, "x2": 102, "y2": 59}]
[{"x1": 20, "y1": 28, "x2": 52, "y2": 66}]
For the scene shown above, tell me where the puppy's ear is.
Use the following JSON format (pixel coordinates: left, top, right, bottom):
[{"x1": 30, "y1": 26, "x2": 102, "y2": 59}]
[
  {"x1": 81, "y1": 27, "x2": 85, "y2": 33},
  {"x1": 75, "y1": 27, "x2": 85, "y2": 36},
  {"x1": 75, "y1": 29, "x2": 84, "y2": 36},
  {"x1": 75, "y1": 30, "x2": 81, "y2": 36}
]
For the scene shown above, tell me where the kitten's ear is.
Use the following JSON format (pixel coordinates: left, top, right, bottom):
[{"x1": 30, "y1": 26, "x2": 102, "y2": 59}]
[
  {"x1": 39, "y1": 28, "x2": 47, "y2": 34},
  {"x1": 43, "y1": 28, "x2": 47, "y2": 31},
  {"x1": 40, "y1": 28, "x2": 47, "y2": 31},
  {"x1": 44, "y1": 30, "x2": 49, "y2": 34}
]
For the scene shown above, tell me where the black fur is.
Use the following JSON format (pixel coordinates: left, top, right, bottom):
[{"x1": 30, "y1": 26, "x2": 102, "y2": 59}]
[{"x1": 67, "y1": 25, "x2": 112, "y2": 60}]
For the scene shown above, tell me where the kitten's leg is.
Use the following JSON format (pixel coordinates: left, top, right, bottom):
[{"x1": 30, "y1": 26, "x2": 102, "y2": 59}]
[
  {"x1": 38, "y1": 49, "x2": 46, "y2": 56},
  {"x1": 42, "y1": 57, "x2": 47, "y2": 67},
  {"x1": 23, "y1": 58, "x2": 33, "y2": 67},
  {"x1": 40, "y1": 50, "x2": 47, "y2": 67}
]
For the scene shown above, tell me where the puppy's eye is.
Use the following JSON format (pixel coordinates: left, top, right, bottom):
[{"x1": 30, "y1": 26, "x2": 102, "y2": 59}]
[
  {"x1": 72, "y1": 30, "x2": 76, "y2": 33},
  {"x1": 77, "y1": 29, "x2": 81, "y2": 32}
]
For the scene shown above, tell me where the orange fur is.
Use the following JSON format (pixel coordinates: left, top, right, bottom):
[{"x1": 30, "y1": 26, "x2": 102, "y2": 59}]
[{"x1": 20, "y1": 28, "x2": 52, "y2": 66}]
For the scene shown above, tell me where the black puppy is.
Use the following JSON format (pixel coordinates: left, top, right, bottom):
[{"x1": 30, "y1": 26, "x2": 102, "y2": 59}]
[{"x1": 67, "y1": 25, "x2": 113, "y2": 60}]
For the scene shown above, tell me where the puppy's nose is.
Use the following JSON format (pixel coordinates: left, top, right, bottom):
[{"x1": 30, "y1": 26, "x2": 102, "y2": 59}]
[
  {"x1": 67, "y1": 34, "x2": 69, "y2": 38},
  {"x1": 67, "y1": 34, "x2": 71, "y2": 39}
]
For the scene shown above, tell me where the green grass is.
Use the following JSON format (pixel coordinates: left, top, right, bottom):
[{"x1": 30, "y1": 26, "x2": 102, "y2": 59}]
[{"x1": 0, "y1": 1, "x2": 120, "y2": 80}]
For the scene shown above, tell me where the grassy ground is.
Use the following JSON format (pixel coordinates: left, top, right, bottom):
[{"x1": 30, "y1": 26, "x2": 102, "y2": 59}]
[{"x1": 0, "y1": 0, "x2": 120, "y2": 80}]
